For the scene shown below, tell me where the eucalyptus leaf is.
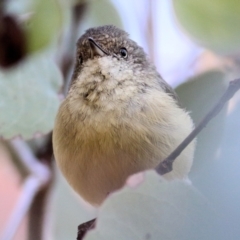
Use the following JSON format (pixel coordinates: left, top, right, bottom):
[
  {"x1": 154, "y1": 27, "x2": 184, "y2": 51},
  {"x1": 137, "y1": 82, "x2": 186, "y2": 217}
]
[
  {"x1": 85, "y1": 171, "x2": 222, "y2": 240},
  {"x1": 172, "y1": 0, "x2": 240, "y2": 55},
  {"x1": 0, "y1": 53, "x2": 62, "y2": 139}
]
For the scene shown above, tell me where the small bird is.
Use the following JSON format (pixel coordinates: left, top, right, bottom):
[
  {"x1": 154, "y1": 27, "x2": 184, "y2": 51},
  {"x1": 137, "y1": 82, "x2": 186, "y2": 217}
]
[{"x1": 53, "y1": 25, "x2": 195, "y2": 206}]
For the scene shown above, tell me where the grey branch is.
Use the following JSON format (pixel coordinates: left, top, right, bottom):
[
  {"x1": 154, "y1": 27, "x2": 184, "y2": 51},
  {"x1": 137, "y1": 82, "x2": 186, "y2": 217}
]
[{"x1": 1, "y1": 139, "x2": 51, "y2": 240}]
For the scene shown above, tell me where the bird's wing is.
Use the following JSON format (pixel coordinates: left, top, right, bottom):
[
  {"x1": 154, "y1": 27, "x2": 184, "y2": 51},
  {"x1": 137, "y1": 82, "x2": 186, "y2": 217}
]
[{"x1": 157, "y1": 74, "x2": 179, "y2": 104}]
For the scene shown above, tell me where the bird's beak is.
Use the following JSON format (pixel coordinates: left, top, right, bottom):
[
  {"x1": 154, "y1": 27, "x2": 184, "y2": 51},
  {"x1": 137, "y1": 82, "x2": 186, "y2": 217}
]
[{"x1": 88, "y1": 37, "x2": 108, "y2": 58}]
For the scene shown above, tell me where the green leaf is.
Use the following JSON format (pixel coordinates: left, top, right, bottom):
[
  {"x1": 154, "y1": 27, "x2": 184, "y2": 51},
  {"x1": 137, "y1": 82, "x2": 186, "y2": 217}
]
[
  {"x1": 175, "y1": 70, "x2": 228, "y2": 179},
  {"x1": 172, "y1": 0, "x2": 240, "y2": 55},
  {"x1": 0, "y1": 53, "x2": 62, "y2": 139},
  {"x1": 85, "y1": 171, "x2": 220, "y2": 240},
  {"x1": 25, "y1": 0, "x2": 63, "y2": 53}
]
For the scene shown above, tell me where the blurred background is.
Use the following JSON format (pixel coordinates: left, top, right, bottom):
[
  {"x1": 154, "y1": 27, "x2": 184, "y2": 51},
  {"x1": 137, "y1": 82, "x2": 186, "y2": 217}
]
[{"x1": 1, "y1": 0, "x2": 240, "y2": 239}]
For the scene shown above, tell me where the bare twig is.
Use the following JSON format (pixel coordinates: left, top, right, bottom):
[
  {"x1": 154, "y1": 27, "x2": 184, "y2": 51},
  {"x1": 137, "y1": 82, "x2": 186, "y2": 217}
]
[
  {"x1": 1, "y1": 138, "x2": 51, "y2": 240},
  {"x1": 28, "y1": 134, "x2": 54, "y2": 240},
  {"x1": 28, "y1": 182, "x2": 53, "y2": 240},
  {"x1": 77, "y1": 219, "x2": 96, "y2": 240},
  {"x1": 10, "y1": 138, "x2": 51, "y2": 177},
  {"x1": 1, "y1": 176, "x2": 47, "y2": 240},
  {"x1": 156, "y1": 78, "x2": 240, "y2": 175}
]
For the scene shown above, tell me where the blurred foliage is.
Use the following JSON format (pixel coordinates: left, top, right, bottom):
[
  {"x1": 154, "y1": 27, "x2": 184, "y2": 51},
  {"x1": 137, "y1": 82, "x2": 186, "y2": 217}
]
[
  {"x1": 6, "y1": 0, "x2": 33, "y2": 15},
  {"x1": 24, "y1": 0, "x2": 63, "y2": 53},
  {"x1": 85, "y1": 171, "x2": 222, "y2": 240},
  {"x1": 0, "y1": 52, "x2": 62, "y2": 139},
  {"x1": 1, "y1": 0, "x2": 240, "y2": 239},
  {"x1": 0, "y1": 16, "x2": 27, "y2": 68},
  {"x1": 172, "y1": 0, "x2": 240, "y2": 55},
  {"x1": 191, "y1": 91, "x2": 240, "y2": 240},
  {"x1": 78, "y1": 0, "x2": 122, "y2": 32}
]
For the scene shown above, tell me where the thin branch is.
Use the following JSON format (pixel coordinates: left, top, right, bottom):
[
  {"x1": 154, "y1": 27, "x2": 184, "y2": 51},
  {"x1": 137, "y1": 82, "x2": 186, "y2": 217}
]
[
  {"x1": 77, "y1": 219, "x2": 96, "y2": 240},
  {"x1": 28, "y1": 182, "x2": 53, "y2": 240},
  {"x1": 1, "y1": 138, "x2": 51, "y2": 240},
  {"x1": 156, "y1": 78, "x2": 240, "y2": 175},
  {"x1": 10, "y1": 138, "x2": 51, "y2": 178},
  {"x1": 1, "y1": 176, "x2": 45, "y2": 240},
  {"x1": 28, "y1": 134, "x2": 54, "y2": 240}
]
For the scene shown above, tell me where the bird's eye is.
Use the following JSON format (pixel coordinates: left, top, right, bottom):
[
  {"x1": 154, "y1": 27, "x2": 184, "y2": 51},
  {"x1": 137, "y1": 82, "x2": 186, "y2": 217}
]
[
  {"x1": 78, "y1": 54, "x2": 83, "y2": 65},
  {"x1": 119, "y1": 47, "x2": 128, "y2": 59}
]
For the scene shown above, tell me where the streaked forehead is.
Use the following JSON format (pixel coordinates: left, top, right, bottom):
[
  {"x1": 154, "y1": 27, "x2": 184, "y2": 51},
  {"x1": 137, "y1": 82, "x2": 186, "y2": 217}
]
[{"x1": 77, "y1": 25, "x2": 129, "y2": 46}]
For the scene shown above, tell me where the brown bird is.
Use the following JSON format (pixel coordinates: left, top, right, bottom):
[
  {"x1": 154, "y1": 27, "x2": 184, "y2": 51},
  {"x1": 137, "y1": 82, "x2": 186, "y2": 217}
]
[{"x1": 53, "y1": 25, "x2": 195, "y2": 206}]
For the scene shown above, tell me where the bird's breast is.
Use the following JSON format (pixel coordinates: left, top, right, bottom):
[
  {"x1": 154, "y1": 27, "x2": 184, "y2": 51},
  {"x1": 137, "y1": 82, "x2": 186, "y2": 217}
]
[{"x1": 68, "y1": 56, "x2": 151, "y2": 112}]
